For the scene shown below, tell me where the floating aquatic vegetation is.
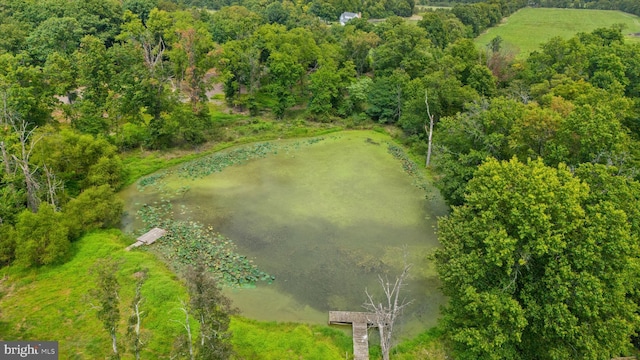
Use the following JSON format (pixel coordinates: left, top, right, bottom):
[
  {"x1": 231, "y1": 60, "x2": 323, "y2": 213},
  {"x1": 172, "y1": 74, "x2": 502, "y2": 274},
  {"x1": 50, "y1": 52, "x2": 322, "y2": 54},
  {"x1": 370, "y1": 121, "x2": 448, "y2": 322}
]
[
  {"x1": 175, "y1": 186, "x2": 191, "y2": 197},
  {"x1": 137, "y1": 171, "x2": 169, "y2": 191},
  {"x1": 176, "y1": 138, "x2": 325, "y2": 180},
  {"x1": 386, "y1": 143, "x2": 419, "y2": 175},
  {"x1": 386, "y1": 142, "x2": 432, "y2": 195},
  {"x1": 306, "y1": 137, "x2": 325, "y2": 145},
  {"x1": 365, "y1": 137, "x2": 381, "y2": 146},
  {"x1": 136, "y1": 201, "x2": 274, "y2": 287},
  {"x1": 177, "y1": 143, "x2": 275, "y2": 180}
]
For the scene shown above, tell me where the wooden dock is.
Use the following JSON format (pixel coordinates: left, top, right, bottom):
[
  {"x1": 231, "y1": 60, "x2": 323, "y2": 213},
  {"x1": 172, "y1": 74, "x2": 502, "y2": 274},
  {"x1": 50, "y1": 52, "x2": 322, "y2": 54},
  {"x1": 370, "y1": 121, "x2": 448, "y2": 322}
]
[
  {"x1": 329, "y1": 311, "x2": 377, "y2": 360},
  {"x1": 126, "y1": 227, "x2": 166, "y2": 251}
]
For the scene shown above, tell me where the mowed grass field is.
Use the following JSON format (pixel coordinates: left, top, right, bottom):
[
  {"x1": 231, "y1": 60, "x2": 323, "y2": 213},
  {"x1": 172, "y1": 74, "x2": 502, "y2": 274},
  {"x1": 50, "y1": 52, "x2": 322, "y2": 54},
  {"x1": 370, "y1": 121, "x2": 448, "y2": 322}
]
[{"x1": 475, "y1": 7, "x2": 640, "y2": 58}]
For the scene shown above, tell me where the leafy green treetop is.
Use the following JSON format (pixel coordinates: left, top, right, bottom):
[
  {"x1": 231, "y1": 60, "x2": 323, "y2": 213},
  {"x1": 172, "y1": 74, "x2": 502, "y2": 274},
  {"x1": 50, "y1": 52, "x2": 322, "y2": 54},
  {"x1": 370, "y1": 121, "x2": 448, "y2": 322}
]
[
  {"x1": 435, "y1": 157, "x2": 640, "y2": 359},
  {"x1": 15, "y1": 203, "x2": 70, "y2": 267}
]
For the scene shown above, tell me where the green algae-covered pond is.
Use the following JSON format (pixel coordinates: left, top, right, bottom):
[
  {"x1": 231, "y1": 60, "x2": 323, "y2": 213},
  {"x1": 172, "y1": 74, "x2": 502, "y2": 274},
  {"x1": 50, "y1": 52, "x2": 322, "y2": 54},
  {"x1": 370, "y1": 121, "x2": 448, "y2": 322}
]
[{"x1": 121, "y1": 130, "x2": 448, "y2": 338}]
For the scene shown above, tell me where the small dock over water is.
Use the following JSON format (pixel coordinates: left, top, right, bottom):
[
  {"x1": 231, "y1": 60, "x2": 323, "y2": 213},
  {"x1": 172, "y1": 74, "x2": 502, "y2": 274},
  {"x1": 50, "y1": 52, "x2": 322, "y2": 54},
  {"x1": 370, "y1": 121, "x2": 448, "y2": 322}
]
[
  {"x1": 329, "y1": 311, "x2": 377, "y2": 360},
  {"x1": 126, "y1": 227, "x2": 166, "y2": 251}
]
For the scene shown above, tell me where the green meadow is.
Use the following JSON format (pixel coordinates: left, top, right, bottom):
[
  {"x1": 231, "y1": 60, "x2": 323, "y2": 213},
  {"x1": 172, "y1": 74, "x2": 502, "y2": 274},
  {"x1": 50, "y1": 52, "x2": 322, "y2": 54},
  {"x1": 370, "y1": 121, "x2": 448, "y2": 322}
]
[
  {"x1": 0, "y1": 230, "x2": 186, "y2": 358},
  {"x1": 0, "y1": 230, "x2": 353, "y2": 359},
  {"x1": 475, "y1": 7, "x2": 640, "y2": 58}
]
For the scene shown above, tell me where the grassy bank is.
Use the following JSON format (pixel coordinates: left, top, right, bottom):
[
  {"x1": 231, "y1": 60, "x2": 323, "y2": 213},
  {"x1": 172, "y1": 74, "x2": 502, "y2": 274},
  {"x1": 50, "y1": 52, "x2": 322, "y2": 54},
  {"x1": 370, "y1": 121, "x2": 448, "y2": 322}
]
[
  {"x1": 0, "y1": 230, "x2": 356, "y2": 358},
  {"x1": 232, "y1": 320, "x2": 352, "y2": 359},
  {"x1": 475, "y1": 8, "x2": 640, "y2": 58},
  {"x1": 0, "y1": 230, "x2": 187, "y2": 358}
]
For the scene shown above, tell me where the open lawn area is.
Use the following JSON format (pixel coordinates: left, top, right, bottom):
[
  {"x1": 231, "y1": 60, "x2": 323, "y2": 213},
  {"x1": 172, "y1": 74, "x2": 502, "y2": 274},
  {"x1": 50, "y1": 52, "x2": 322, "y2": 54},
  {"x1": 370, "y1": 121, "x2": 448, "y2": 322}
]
[
  {"x1": 475, "y1": 7, "x2": 640, "y2": 58},
  {"x1": 0, "y1": 230, "x2": 187, "y2": 358}
]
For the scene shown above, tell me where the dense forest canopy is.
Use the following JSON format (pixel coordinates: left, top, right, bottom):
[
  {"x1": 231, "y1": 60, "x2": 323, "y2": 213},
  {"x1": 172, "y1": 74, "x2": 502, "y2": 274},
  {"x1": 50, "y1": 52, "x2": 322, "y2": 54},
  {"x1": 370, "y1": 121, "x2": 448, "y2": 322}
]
[{"x1": 2, "y1": 0, "x2": 640, "y2": 357}]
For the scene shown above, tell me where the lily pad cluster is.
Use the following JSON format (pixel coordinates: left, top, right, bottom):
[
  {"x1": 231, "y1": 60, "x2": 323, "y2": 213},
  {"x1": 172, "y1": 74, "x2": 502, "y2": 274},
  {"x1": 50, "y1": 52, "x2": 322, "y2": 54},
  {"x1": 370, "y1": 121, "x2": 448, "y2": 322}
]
[
  {"x1": 137, "y1": 201, "x2": 274, "y2": 287},
  {"x1": 386, "y1": 142, "x2": 431, "y2": 193},
  {"x1": 176, "y1": 138, "x2": 326, "y2": 180},
  {"x1": 178, "y1": 143, "x2": 276, "y2": 180},
  {"x1": 136, "y1": 138, "x2": 328, "y2": 190},
  {"x1": 305, "y1": 137, "x2": 325, "y2": 145},
  {"x1": 137, "y1": 172, "x2": 168, "y2": 191},
  {"x1": 386, "y1": 143, "x2": 419, "y2": 175}
]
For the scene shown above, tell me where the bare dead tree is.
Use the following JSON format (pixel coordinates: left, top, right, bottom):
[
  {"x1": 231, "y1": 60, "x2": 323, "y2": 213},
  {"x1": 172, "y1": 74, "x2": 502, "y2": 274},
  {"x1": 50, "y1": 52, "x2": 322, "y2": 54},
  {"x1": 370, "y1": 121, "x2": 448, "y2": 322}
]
[
  {"x1": 0, "y1": 82, "x2": 12, "y2": 125},
  {"x1": 10, "y1": 119, "x2": 43, "y2": 212},
  {"x1": 3, "y1": 119, "x2": 61, "y2": 212},
  {"x1": 395, "y1": 82, "x2": 403, "y2": 122},
  {"x1": 0, "y1": 140, "x2": 13, "y2": 177},
  {"x1": 42, "y1": 165, "x2": 63, "y2": 209},
  {"x1": 141, "y1": 34, "x2": 165, "y2": 74},
  {"x1": 172, "y1": 300, "x2": 195, "y2": 360},
  {"x1": 174, "y1": 28, "x2": 208, "y2": 112},
  {"x1": 127, "y1": 269, "x2": 149, "y2": 360},
  {"x1": 13, "y1": 156, "x2": 39, "y2": 212},
  {"x1": 363, "y1": 263, "x2": 413, "y2": 360},
  {"x1": 424, "y1": 90, "x2": 435, "y2": 167},
  {"x1": 1, "y1": 96, "x2": 17, "y2": 177}
]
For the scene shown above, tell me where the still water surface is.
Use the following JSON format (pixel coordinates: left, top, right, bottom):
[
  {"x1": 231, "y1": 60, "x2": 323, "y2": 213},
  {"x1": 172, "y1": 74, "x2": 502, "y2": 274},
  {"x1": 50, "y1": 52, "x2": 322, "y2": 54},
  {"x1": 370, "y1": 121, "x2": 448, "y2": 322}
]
[{"x1": 121, "y1": 131, "x2": 448, "y2": 338}]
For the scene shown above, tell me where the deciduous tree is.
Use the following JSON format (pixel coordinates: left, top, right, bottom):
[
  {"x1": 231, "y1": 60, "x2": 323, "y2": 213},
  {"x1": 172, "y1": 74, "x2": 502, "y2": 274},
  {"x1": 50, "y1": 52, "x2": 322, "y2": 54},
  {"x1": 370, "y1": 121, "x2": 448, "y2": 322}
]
[
  {"x1": 182, "y1": 263, "x2": 236, "y2": 360},
  {"x1": 0, "y1": 53, "x2": 52, "y2": 126},
  {"x1": 15, "y1": 203, "x2": 70, "y2": 267},
  {"x1": 63, "y1": 185, "x2": 124, "y2": 239},
  {"x1": 33, "y1": 128, "x2": 123, "y2": 195},
  {"x1": 341, "y1": 28, "x2": 380, "y2": 76},
  {"x1": 308, "y1": 55, "x2": 355, "y2": 117},
  {"x1": 366, "y1": 70, "x2": 410, "y2": 124},
  {"x1": 0, "y1": 223, "x2": 17, "y2": 267},
  {"x1": 435, "y1": 158, "x2": 640, "y2": 359},
  {"x1": 208, "y1": 6, "x2": 262, "y2": 44},
  {"x1": 90, "y1": 258, "x2": 123, "y2": 359},
  {"x1": 25, "y1": 17, "x2": 83, "y2": 64},
  {"x1": 417, "y1": 11, "x2": 467, "y2": 50},
  {"x1": 168, "y1": 24, "x2": 215, "y2": 112},
  {"x1": 372, "y1": 17, "x2": 434, "y2": 78},
  {"x1": 216, "y1": 37, "x2": 262, "y2": 110},
  {"x1": 267, "y1": 50, "x2": 303, "y2": 118}
]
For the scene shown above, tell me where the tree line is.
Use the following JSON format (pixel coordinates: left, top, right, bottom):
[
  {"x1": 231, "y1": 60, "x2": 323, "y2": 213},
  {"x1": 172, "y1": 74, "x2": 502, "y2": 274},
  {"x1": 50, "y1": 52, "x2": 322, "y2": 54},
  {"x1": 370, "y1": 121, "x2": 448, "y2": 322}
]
[
  {"x1": 446, "y1": 0, "x2": 640, "y2": 17},
  {"x1": 169, "y1": 0, "x2": 415, "y2": 19},
  {"x1": 430, "y1": 23, "x2": 640, "y2": 360},
  {"x1": 535, "y1": 0, "x2": 640, "y2": 17}
]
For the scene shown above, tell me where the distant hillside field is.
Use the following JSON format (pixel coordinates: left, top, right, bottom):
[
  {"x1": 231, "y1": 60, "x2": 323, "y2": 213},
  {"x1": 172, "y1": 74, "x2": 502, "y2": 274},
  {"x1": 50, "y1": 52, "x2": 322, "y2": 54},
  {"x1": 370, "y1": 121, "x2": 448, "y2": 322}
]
[{"x1": 475, "y1": 7, "x2": 640, "y2": 58}]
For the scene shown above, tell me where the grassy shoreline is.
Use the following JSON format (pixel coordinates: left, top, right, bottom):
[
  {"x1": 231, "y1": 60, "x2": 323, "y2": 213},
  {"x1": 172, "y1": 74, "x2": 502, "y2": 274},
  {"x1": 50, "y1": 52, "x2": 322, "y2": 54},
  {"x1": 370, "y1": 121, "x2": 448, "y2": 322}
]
[{"x1": 121, "y1": 119, "x2": 345, "y2": 187}]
